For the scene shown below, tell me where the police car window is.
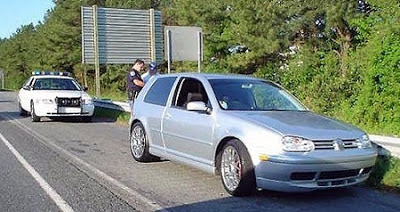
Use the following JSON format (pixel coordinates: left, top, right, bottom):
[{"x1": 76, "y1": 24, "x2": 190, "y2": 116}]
[
  {"x1": 32, "y1": 78, "x2": 81, "y2": 91},
  {"x1": 23, "y1": 77, "x2": 33, "y2": 87},
  {"x1": 144, "y1": 77, "x2": 177, "y2": 106}
]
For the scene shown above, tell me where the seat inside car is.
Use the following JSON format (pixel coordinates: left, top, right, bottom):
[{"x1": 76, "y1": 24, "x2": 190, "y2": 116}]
[{"x1": 184, "y1": 92, "x2": 204, "y2": 108}]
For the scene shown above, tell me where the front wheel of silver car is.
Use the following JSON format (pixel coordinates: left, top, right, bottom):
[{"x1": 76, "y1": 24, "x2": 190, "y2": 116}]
[
  {"x1": 130, "y1": 122, "x2": 159, "y2": 162},
  {"x1": 220, "y1": 139, "x2": 256, "y2": 196}
]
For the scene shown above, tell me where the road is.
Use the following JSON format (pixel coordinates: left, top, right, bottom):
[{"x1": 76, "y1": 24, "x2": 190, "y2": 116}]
[{"x1": 0, "y1": 91, "x2": 399, "y2": 212}]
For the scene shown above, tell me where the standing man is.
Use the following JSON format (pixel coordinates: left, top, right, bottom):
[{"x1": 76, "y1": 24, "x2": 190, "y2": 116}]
[
  {"x1": 141, "y1": 62, "x2": 160, "y2": 84},
  {"x1": 126, "y1": 59, "x2": 145, "y2": 114}
]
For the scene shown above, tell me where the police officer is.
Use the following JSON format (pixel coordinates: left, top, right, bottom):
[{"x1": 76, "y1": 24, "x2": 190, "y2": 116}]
[
  {"x1": 126, "y1": 59, "x2": 145, "y2": 114},
  {"x1": 141, "y1": 61, "x2": 160, "y2": 83}
]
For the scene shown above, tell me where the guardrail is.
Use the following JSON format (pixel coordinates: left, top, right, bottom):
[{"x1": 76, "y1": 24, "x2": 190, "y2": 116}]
[
  {"x1": 94, "y1": 99, "x2": 400, "y2": 158},
  {"x1": 94, "y1": 98, "x2": 130, "y2": 112},
  {"x1": 370, "y1": 135, "x2": 400, "y2": 158}
]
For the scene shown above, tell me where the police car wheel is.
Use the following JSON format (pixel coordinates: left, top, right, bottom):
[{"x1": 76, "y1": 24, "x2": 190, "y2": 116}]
[
  {"x1": 30, "y1": 103, "x2": 40, "y2": 122},
  {"x1": 19, "y1": 103, "x2": 27, "y2": 116}
]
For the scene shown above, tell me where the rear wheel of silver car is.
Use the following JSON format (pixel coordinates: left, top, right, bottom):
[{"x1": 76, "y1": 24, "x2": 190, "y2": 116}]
[
  {"x1": 130, "y1": 122, "x2": 159, "y2": 162},
  {"x1": 220, "y1": 139, "x2": 256, "y2": 196},
  {"x1": 30, "y1": 103, "x2": 40, "y2": 122}
]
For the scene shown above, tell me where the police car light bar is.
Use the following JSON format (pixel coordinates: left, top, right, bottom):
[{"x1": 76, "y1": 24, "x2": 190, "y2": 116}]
[{"x1": 31, "y1": 70, "x2": 71, "y2": 76}]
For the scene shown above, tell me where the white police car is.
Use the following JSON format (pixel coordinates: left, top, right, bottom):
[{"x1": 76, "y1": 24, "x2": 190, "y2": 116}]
[{"x1": 18, "y1": 71, "x2": 94, "y2": 122}]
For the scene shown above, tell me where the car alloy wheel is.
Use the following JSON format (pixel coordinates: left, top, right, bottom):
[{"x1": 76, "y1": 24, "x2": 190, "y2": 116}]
[
  {"x1": 129, "y1": 122, "x2": 159, "y2": 162},
  {"x1": 131, "y1": 124, "x2": 146, "y2": 158},
  {"x1": 221, "y1": 146, "x2": 242, "y2": 192},
  {"x1": 219, "y1": 139, "x2": 256, "y2": 196}
]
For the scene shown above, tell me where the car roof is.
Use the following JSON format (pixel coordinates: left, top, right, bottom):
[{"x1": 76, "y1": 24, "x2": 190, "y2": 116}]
[{"x1": 157, "y1": 72, "x2": 264, "y2": 81}]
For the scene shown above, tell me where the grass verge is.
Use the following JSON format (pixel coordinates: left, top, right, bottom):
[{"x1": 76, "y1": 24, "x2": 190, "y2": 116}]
[
  {"x1": 366, "y1": 156, "x2": 400, "y2": 194},
  {"x1": 0, "y1": 88, "x2": 13, "y2": 91},
  {"x1": 93, "y1": 107, "x2": 130, "y2": 125}
]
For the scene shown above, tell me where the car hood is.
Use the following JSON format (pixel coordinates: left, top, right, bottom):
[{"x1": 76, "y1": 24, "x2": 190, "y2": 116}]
[
  {"x1": 32, "y1": 90, "x2": 91, "y2": 99},
  {"x1": 231, "y1": 111, "x2": 363, "y2": 140}
]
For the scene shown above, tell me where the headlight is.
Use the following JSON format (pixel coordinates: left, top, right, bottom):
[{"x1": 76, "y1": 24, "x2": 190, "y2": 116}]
[
  {"x1": 356, "y1": 134, "x2": 372, "y2": 148},
  {"x1": 82, "y1": 98, "x2": 93, "y2": 105},
  {"x1": 35, "y1": 99, "x2": 54, "y2": 104},
  {"x1": 282, "y1": 136, "x2": 314, "y2": 152}
]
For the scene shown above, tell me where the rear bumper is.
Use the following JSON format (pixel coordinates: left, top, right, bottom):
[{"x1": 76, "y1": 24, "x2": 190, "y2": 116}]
[
  {"x1": 35, "y1": 103, "x2": 94, "y2": 117},
  {"x1": 255, "y1": 152, "x2": 377, "y2": 192}
]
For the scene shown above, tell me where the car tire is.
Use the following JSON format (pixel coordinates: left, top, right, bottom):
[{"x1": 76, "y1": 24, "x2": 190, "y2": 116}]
[
  {"x1": 219, "y1": 139, "x2": 256, "y2": 196},
  {"x1": 19, "y1": 103, "x2": 27, "y2": 116},
  {"x1": 130, "y1": 122, "x2": 159, "y2": 162},
  {"x1": 30, "y1": 103, "x2": 40, "y2": 122},
  {"x1": 81, "y1": 116, "x2": 92, "y2": 122}
]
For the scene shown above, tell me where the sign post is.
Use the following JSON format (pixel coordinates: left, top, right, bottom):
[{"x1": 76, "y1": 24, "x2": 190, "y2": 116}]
[
  {"x1": 167, "y1": 30, "x2": 171, "y2": 74},
  {"x1": 92, "y1": 5, "x2": 100, "y2": 97},
  {"x1": 197, "y1": 31, "x2": 203, "y2": 73},
  {"x1": 0, "y1": 70, "x2": 4, "y2": 89},
  {"x1": 164, "y1": 26, "x2": 203, "y2": 73}
]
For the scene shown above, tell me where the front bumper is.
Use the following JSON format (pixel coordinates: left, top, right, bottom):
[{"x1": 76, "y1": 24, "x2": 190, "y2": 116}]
[
  {"x1": 255, "y1": 150, "x2": 377, "y2": 192},
  {"x1": 34, "y1": 103, "x2": 94, "y2": 117}
]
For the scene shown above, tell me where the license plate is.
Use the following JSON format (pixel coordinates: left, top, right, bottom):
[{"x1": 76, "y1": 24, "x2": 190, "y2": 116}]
[{"x1": 58, "y1": 107, "x2": 81, "y2": 113}]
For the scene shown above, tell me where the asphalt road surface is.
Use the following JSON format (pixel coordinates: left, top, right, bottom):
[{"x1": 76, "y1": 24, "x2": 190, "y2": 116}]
[{"x1": 1, "y1": 91, "x2": 399, "y2": 212}]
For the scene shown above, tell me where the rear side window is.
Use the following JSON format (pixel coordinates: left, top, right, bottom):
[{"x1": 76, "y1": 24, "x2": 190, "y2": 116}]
[{"x1": 144, "y1": 77, "x2": 177, "y2": 106}]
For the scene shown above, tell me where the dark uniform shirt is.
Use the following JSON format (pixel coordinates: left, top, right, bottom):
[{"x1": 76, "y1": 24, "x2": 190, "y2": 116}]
[{"x1": 126, "y1": 68, "x2": 143, "y2": 100}]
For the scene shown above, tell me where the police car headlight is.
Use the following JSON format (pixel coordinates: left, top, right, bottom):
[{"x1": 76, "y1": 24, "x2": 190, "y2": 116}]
[
  {"x1": 35, "y1": 99, "x2": 54, "y2": 104},
  {"x1": 356, "y1": 134, "x2": 372, "y2": 149},
  {"x1": 282, "y1": 136, "x2": 314, "y2": 152},
  {"x1": 82, "y1": 98, "x2": 93, "y2": 105}
]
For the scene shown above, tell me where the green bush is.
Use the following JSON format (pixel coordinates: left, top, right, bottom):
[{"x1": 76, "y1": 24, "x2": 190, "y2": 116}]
[{"x1": 367, "y1": 156, "x2": 400, "y2": 193}]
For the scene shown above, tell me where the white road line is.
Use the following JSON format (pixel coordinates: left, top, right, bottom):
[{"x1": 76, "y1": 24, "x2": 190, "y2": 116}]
[
  {"x1": 0, "y1": 132, "x2": 75, "y2": 212},
  {"x1": 1, "y1": 113, "x2": 168, "y2": 212}
]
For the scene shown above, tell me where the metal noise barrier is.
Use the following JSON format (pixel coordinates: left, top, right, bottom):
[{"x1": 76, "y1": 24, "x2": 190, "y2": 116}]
[{"x1": 82, "y1": 6, "x2": 163, "y2": 65}]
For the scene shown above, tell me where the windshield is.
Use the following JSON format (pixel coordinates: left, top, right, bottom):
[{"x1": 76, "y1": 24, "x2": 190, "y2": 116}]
[
  {"x1": 32, "y1": 78, "x2": 82, "y2": 91},
  {"x1": 209, "y1": 79, "x2": 307, "y2": 111}
]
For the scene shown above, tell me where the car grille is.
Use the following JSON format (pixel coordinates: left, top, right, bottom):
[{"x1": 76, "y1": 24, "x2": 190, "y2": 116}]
[
  {"x1": 313, "y1": 139, "x2": 359, "y2": 150},
  {"x1": 316, "y1": 167, "x2": 373, "y2": 187},
  {"x1": 56, "y1": 97, "x2": 81, "y2": 107},
  {"x1": 290, "y1": 167, "x2": 373, "y2": 187}
]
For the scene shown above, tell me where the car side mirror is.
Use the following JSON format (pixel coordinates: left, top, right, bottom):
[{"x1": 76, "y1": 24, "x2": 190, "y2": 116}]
[
  {"x1": 83, "y1": 86, "x2": 88, "y2": 91},
  {"x1": 23, "y1": 85, "x2": 31, "y2": 90},
  {"x1": 186, "y1": 101, "x2": 211, "y2": 114}
]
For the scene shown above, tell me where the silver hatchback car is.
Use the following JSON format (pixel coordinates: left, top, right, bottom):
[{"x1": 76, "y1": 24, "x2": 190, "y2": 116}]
[{"x1": 129, "y1": 73, "x2": 377, "y2": 196}]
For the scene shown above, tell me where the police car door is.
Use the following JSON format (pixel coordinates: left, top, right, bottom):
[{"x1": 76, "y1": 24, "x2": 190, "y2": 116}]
[{"x1": 19, "y1": 77, "x2": 34, "y2": 111}]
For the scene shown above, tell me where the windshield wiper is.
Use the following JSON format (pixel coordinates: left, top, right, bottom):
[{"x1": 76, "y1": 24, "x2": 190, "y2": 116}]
[{"x1": 263, "y1": 109, "x2": 308, "y2": 112}]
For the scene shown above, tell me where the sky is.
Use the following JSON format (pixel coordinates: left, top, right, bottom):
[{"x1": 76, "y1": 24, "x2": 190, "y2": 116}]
[{"x1": 0, "y1": 0, "x2": 55, "y2": 39}]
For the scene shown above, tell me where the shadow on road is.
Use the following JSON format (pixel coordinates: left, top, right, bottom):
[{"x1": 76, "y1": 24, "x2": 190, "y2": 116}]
[
  {"x1": 0, "y1": 111, "x2": 24, "y2": 123},
  {"x1": 160, "y1": 185, "x2": 400, "y2": 212},
  {"x1": 159, "y1": 187, "x2": 368, "y2": 212},
  {"x1": 40, "y1": 116, "x2": 117, "y2": 123},
  {"x1": 0, "y1": 100, "x2": 14, "y2": 103}
]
